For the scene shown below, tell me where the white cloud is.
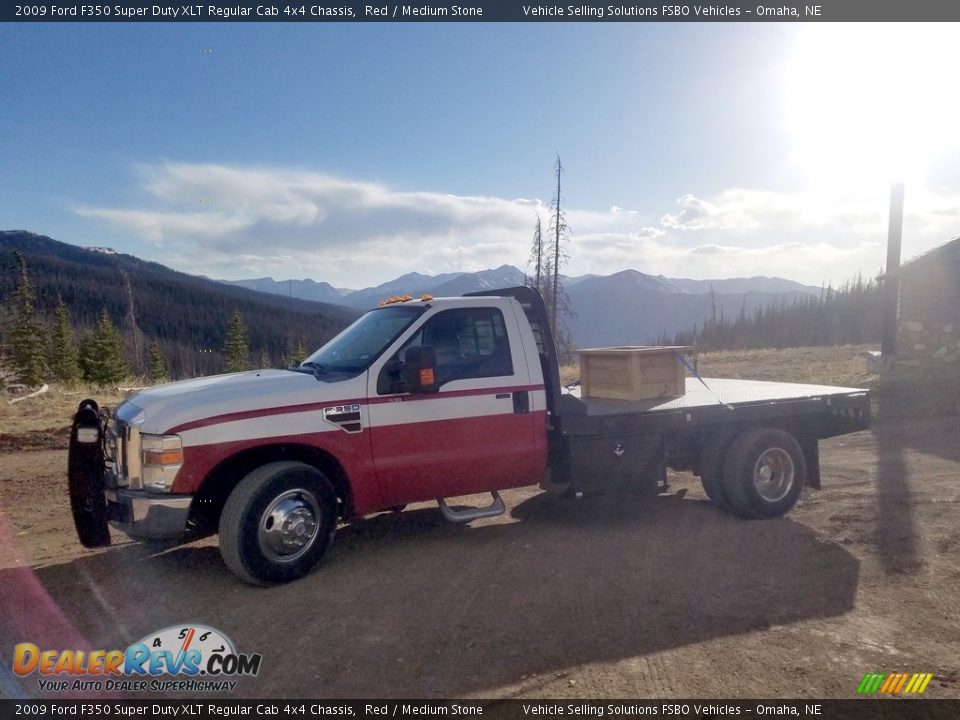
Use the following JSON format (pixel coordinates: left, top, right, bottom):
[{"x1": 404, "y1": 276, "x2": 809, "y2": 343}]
[
  {"x1": 77, "y1": 163, "x2": 548, "y2": 283},
  {"x1": 659, "y1": 188, "x2": 884, "y2": 233},
  {"x1": 661, "y1": 194, "x2": 742, "y2": 230},
  {"x1": 74, "y1": 207, "x2": 250, "y2": 241},
  {"x1": 76, "y1": 162, "x2": 960, "y2": 287}
]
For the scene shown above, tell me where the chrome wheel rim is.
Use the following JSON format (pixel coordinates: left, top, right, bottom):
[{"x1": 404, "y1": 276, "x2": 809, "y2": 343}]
[
  {"x1": 258, "y1": 489, "x2": 321, "y2": 563},
  {"x1": 752, "y1": 447, "x2": 795, "y2": 503}
]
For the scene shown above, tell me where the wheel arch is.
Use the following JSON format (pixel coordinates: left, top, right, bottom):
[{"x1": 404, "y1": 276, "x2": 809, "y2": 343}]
[{"x1": 189, "y1": 442, "x2": 354, "y2": 531}]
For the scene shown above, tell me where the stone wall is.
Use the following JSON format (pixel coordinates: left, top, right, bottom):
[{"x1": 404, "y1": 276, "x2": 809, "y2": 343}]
[{"x1": 897, "y1": 319, "x2": 959, "y2": 365}]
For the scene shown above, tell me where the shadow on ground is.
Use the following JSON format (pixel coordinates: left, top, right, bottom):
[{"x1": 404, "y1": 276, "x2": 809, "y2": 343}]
[
  {"x1": 1, "y1": 491, "x2": 859, "y2": 698},
  {"x1": 868, "y1": 408, "x2": 960, "y2": 575}
]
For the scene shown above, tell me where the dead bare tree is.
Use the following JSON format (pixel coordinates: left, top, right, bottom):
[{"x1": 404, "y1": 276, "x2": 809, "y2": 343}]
[
  {"x1": 121, "y1": 270, "x2": 145, "y2": 376},
  {"x1": 548, "y1": 156, "x2": 570, "y2": 328}
]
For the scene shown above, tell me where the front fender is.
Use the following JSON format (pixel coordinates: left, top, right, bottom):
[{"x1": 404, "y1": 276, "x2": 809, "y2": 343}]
[{"x1": 173, "y1": 431, "x2": 381, "y2": 516}]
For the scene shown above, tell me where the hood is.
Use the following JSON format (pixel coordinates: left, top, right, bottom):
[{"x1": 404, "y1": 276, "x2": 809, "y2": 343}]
[{"x1": 121, "y1": 369, "x2": 364, "y2": 434}]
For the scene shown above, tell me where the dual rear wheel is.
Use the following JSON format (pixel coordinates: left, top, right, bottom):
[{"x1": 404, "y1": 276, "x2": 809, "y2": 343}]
[{"x1": 700, "y1": 427, "x2": 807, "y2": 519}]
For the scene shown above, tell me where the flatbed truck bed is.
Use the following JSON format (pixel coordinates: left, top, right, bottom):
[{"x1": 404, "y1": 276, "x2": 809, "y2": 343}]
[
  {"x1": 547, "y1": 375, "x2": 870, "y2": 505},
  {"x1": 571, "y1": 377, "x2": 869, "y2": 415},
  {"x1": 562, "y1": 376, "x2": 869, "y2": 437}
]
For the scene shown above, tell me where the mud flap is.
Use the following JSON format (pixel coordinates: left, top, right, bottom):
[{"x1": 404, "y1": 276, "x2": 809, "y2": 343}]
[{"x1": 67, "y1": 399, "x2": 111, "y2": 548}]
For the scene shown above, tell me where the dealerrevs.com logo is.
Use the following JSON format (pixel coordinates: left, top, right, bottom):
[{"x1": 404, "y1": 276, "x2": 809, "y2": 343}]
[{"x1": 13, "y1": 624, "x2": 262, "y2": 693}]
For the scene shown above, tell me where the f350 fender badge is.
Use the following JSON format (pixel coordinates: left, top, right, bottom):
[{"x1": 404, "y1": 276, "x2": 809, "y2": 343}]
[{"x1": 323, "y1": 404, "x2": 363, "y2": 433}]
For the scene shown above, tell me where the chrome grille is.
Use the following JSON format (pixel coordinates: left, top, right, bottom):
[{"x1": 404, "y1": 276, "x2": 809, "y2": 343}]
[{"x1": 109, "y1": 402, "x2": 145, "y2": 489}]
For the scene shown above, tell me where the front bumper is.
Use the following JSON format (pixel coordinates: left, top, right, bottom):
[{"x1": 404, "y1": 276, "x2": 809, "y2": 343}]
[{"x1": 106, "y1": 488, "x2": 192, "y2": 540}]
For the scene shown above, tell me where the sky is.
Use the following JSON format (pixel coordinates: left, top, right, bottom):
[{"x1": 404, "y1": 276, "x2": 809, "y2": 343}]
[{"x1": 2, "y1": 22, "x2": 959, "y2": 289}]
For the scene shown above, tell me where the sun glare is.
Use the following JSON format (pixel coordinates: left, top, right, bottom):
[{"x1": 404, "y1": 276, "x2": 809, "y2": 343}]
[{"x1": 785, "y1": 24, "x2": 960, "y2": 189}]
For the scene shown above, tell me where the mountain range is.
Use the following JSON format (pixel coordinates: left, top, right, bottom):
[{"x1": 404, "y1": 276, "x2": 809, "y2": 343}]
[
  {"x1": 563, "y1": 270, "x2": 816, "y2": 347},
  {"x1": 225, "y1": 266, "x2": 821, "y2": 347},
  {"x1": 221, "y1": 265, "x2": 532, "y2": 309},
  {"x1": 1, "y1": 229, "x2": 826, "y2": 370}
]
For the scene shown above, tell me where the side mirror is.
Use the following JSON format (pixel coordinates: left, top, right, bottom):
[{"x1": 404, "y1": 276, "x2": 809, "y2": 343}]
[{"x1": 403, "y1": 346, "x2": 439, "y2": 394}]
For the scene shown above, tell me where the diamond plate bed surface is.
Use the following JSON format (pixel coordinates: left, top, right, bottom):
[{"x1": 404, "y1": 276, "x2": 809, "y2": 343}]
[{"x1": 569, "y1": 377, "x2": 868, "y2": 416}]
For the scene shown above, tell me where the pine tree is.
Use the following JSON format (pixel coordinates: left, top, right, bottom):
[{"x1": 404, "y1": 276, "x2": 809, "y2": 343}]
[
  {"x1": 148, "y1": 341, "x2": 168, "y2": 382},
  {"x1": 258, "y1": 347, "x2": 271, "y2": 369},
  {"x1": 78, "y1": 330, "x2": 96, "y2": 382},
  {"x1": 224, "y1": 309, "x2": 251, "y2": 373},
  {"x1": 85, "y1": 309, "x2": 128, "y2": 385},
  {"x1": 7, "y1": 253, "x2": 47, "y2": 386},
  {"x1": 290, "y1": 338, "x2": 308, "y2": 365},
  {"x1": 671, "y1": 274, "x2": 884, "y2": 351},
  {"x1": 48, "y1": 298, "x2": 80, "y2": 384}
]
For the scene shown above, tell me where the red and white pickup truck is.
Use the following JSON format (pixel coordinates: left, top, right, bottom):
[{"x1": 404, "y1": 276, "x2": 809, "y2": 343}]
[{"x1": 68, "y1": 287, "x2": 870, "y2": 585}]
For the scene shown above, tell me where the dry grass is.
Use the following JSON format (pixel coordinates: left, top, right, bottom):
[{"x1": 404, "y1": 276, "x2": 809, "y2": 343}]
[
  {"x1": 561, "y1": 344, "x2": 879, "y2": 389},
  {"x1": 696, "y1": 344, "x2": 879, "y2": 388},
  {"x1": 0, "y1": 385, "x2": 130, "y2": 438}
]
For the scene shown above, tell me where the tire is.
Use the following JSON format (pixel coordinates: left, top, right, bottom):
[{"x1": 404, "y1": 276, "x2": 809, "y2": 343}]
[
  {"x1": 721, "y1": 427, "x2": 806, "y2": 519},
  {"x1": 219, "y1": 461, "x2": 338, "y2": 586},
  {"x1": 699, "y1": 433, "x2": 732, "y2": 511}
]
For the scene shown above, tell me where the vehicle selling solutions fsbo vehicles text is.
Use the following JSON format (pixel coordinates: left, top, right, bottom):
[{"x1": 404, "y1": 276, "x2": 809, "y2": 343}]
[{"x1": 521, "y1": 5, "x2": 821, "y2": 18}]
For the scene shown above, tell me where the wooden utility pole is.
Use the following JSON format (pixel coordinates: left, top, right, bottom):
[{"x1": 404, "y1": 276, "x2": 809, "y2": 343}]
[{"x1": 881, "y1": 182, "x2": 905, "y2": 357}]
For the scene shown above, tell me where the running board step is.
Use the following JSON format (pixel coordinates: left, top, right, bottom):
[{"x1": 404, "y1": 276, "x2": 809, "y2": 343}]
[{"x1": 437, "y1": 491, "x2": 506, "y2": 524}]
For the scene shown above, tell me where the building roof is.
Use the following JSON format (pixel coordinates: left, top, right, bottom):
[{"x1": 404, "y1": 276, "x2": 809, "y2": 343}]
[{"x1": 902, "y1": 235, "x2": 960, "y2": 269}]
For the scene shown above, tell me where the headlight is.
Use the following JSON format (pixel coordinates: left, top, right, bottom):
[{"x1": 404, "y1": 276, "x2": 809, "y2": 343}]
[{"x1": 140, "y1": 434, "x2": 183, "y2": 492}]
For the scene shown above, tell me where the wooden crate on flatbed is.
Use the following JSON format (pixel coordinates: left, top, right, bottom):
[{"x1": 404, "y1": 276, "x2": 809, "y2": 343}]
[{"x1": 578, "y1": 346, "x2": 694, "y2": 401}]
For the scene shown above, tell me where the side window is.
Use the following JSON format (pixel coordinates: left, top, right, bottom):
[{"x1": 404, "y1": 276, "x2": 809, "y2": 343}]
[
  {"x1": 379, "y1": 307, "x2": 513, "y2": 393},
  {"x1": 426, "y1": 308, "x2": 513, "y2": 383}
]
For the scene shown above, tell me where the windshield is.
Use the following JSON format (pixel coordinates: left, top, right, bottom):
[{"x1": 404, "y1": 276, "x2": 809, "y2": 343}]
[{"x1": 301, "y1": 305, "x2": 425, "y2": 374}]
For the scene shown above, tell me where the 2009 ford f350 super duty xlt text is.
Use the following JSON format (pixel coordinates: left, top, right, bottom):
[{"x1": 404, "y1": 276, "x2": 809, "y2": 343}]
[{"x1": 68, "y1": 287, "x2": 870, "y2": 585}]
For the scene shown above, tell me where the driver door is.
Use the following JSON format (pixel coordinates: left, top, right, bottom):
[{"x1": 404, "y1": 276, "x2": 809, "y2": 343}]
[{"x1": 366, "y1": 305, "x2": 541, "y2": 506}]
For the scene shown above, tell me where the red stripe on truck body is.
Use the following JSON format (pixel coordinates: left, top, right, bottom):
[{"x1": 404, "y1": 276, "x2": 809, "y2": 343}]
[{"x1": 167, "y1": 384, "x2": 545, "y2": 433}]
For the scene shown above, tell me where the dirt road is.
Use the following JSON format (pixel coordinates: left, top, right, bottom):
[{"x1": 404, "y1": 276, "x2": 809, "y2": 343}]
[{"x1": 1, "y1": 415, "x2": 959, "y2": 699}]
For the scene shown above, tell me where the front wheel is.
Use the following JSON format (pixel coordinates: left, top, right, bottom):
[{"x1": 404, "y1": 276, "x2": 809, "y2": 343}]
[
  {"x1": 219, "y1": 461, "x2": 338, "y2": 585},
  {"x1": 721, "y1": 428, "x2": 806, "y2": 519}
]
